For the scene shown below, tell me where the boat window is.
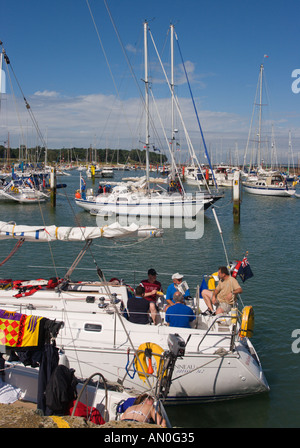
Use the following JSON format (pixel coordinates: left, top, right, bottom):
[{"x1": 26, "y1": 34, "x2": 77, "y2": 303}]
[{"x1": 84, "y1": 323, "x2": 102, "y2": 332}]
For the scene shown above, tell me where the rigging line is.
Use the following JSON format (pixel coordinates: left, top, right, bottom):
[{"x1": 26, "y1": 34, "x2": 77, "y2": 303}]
[
  {"x1": 211, "y1": 206, "x2": 229, "y2": 267},
  {"x1": 37, "y1": 191, "x2": 85, "y2": 378},
  {"x1": 2, "y1": 56, "x2": 26, "y2": 147},
  {"x1": 149, "y1": 88, "x2": 184, "y2": 193},
  {"x1": 0, "y1": 238, "x2": 25, "y2": 266},
  {"x1": 36, "y1": 199, "x2": 59, "y2": 281},
  {"x1": 148, "y1": 27, "x2": 207, "y2": 193},
  {"x1": 101, "y1": 3, "x2": 167, "y2": 163},
  {"x1": 102, "y1": 0, "x2": 145, "y2": 103},
  {"x1": 174, "y1": 31, "x2": 217, "y2": 191},
  {"x1": 93, "y1": 233, "x2": 154, "y2": 249},
  {"x1": 86, "y1": 0, "x2": 138, "y2": 142},
  {"x1": 0, "y1": 43, "x2": 47, "y2": 157}
]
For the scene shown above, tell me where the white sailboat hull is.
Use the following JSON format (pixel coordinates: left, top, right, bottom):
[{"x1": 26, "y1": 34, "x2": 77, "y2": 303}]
[
  {"x1": 0, "y1": 285, "x2": 269, "y2": 404},
  {"x1": 75, "y1": 192, "x2": 219, "y2": 217},
  {"x1": 243, "y1": 183, "x2": 295, "y2": 197}
]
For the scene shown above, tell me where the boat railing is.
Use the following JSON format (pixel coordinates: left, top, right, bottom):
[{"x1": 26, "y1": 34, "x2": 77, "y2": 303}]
[
  {"x1": 196, "y1": 313, "x2": 238, "y2": 353},
  {"x1": 71, "y1": 372, "x2": 109, "y2": 422}
]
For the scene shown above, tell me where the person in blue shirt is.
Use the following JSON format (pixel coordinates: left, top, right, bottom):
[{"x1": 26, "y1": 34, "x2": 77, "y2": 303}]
[
  {"x1": 165, "y1": 292, "x2": 196, "y2": 328},
  {"x1": 165, "y1": 272, "x2": 191, "y2": 309}
]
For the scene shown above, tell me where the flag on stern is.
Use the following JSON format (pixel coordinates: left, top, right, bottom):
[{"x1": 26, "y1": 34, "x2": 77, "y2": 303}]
[{"x1": 237, "y1": 257, "x2": 254, "y2": 282}]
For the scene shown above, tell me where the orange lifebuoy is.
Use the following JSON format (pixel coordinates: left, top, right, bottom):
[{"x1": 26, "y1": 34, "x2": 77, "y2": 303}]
[{"x1": 75, "y1": 191, "x2": 81, "y2": 199}]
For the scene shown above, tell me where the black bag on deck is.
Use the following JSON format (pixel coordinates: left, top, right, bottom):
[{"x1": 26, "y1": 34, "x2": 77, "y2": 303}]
[{"x1": 45, "y1": 364, "x2": 78, "y2": 415}]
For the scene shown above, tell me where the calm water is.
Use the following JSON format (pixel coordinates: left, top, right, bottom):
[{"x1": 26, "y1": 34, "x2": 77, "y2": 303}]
[{"x1": 0, "y1": 169, "x2": 299, "y2": 428}]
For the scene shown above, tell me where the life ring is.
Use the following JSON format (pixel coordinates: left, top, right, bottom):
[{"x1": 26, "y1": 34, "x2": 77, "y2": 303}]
[
  {"x1": 239, "y1": 306, "x2": 254, "y2": 338},
  {"x1": 134, "y1": 342, "x2": 165, "y2": 382},
  {"x1": 279, "y1": 182, "x2": 283, "y2": 187}
]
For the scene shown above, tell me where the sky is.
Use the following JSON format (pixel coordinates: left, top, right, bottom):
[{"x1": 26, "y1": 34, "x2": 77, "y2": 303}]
[{"x1": 1, "y1": 0, "x2": 300, "y2": 166}]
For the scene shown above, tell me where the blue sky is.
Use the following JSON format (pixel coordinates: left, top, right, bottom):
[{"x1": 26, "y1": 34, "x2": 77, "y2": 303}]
[{"x1": 1, "y1": 0, "x2": 300, "y2": 165}]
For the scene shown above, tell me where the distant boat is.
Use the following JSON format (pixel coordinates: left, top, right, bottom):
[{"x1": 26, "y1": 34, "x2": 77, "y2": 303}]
[
  {"x1": 100, "y1": 167, "x2": 114, "y2": 178},
  {"x1": 242, "y1": 64, "x2": 296, "y2": 197},
  {"x1": 0, "y1": 177, "x2": 49, "y2": 203},
  {"x1": 243, "y1": 172, "x2": 296, "y2": 197}
]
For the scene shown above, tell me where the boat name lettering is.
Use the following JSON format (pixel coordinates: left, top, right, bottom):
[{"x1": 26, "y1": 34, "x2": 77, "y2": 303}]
[{"x1": 176, "y1": 364, "x2": 204, "y2": 374}]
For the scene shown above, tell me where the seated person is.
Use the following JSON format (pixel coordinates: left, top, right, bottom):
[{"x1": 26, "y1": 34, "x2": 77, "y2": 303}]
[
  {"x1": 201, "y1": 266, "x2": 243, "y2": 316},
  {"x1": 165, "y1": 291, "x2": 195, "y2": 328},
  {"x1": 165, "y1": 272, "x2": 190, "y2": 309},
  {"x1": 121, "y1": 394, "x2": 166, "y2": 427},
  {"x1": 139, "y1": 268, "x2": 163, "y2": 325},
  {"x1": 127, "y1": 286, "x2": 150, "y2": 325},
  {"x1": 109, "y1": 277, "x2": 120, "y2": 285}
]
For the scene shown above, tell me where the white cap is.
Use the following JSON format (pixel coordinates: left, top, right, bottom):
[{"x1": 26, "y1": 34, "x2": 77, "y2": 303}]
[{"x1": 172, "y1": 272, "x2": 184, "y2": 280}]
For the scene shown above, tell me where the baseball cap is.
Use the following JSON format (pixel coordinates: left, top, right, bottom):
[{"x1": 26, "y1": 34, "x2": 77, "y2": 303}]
[
  {"x1": 172, "y1": 272, "x2": 184, "y2": 280},
  {"x1": 148, "y1": 268, "x2": 157, "y2": 276}
]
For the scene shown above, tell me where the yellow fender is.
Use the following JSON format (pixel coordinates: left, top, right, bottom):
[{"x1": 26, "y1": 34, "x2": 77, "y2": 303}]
[
  {"x1": 135, "y1": 342, "x2": 165, "y2": 382},
  {"x1": 239, "y1": 306, "x2": 254, "y2": 338}
]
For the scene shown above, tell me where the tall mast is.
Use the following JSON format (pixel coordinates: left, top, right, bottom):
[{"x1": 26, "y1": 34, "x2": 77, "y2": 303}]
[
  {"x1": 170, "y1": 24, "x2": 175, "y2": 181},
  {"x1": 257, "y1": 64, "x2": 264, "y2": 169},
  {"x1": 144, "y1": 21, "x2": 150, "y2": 187}
]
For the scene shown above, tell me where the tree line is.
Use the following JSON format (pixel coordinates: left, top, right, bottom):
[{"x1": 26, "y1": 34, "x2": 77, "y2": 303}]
[{"x1": 0, "y1": 146, "x2": 167, "y2": 165}]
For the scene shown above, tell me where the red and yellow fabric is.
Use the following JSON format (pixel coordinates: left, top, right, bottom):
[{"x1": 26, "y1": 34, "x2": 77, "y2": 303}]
[{"x1": 0, "y1": 309, "x2": 44, "y2": 349}]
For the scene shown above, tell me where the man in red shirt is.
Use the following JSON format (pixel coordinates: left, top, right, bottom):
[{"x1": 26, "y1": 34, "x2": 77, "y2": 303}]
[{"x1": 139, "y1": 269, "x2": 163, "y2": 325}]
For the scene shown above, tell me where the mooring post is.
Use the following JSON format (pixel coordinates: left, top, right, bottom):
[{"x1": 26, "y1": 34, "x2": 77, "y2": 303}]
[
  {"x1": 50, "y1": 167, "x2": 56, "y2": 207},
  {"x1": 233, "y1": 170, "x2": 240, "y2": 224}
]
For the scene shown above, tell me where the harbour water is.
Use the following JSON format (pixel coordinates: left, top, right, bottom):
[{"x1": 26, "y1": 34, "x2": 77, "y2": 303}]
[{"x1": 0, "y1": 169, "x2": 299, "y2": 428}]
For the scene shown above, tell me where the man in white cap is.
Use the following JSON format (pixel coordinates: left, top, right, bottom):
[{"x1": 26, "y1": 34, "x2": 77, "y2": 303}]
[{"x1": 165, "y1": 272, "x2": 191, "y2": 309}]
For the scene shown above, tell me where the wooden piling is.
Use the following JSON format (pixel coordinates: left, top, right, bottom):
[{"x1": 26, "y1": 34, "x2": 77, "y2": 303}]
[
  {"x1": 233, "y1": 170, "x2": 241, "y2": 224},
  {"x1": 50, "y1": 167, "x2": 56, "y2": 207}
]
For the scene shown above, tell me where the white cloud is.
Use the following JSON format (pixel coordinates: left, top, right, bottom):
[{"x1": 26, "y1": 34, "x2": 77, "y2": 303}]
[
  {"x1": 34, "y1": 90, "x2": 60, "y2": 98},
  {"x1": 1, "y1": 91, "x2": 299, "y2": 164}
]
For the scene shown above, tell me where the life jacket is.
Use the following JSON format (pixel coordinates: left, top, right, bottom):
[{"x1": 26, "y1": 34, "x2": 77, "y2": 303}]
[{"x1": 13, "y1": 277, "x2": 62, "y2": 297}]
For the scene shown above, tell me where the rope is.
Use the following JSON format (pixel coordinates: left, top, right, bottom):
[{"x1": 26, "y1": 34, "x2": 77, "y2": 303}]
[
  {"x1": 0, "y1": 238, "x2": 25, "y2": 266},
  {"x1": 174, "y1": 31, "x2": 218, "y2": 190}
]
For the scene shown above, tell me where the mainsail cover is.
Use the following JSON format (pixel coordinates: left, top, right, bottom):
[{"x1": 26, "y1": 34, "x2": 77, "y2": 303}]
[{"x1": 0, "y1": 221, "x2": 163, "y2": 241}]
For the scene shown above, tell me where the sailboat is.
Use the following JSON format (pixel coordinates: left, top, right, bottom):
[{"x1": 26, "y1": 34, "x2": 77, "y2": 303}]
[
  {"x1": 0, "y1": 217, "x2": 269, "y2": 404},
  {"x1": 75, "y1": 22, "x2": 223, "y2": 218},
  {"x1": 0, "y1": 175, "x2": 50, "y2": 203},
  {"x1": 242, "y1": 64, "x2": 296, "y2": 197}
]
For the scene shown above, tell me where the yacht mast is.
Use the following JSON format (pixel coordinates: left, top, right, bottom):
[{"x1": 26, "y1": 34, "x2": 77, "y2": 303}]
[
  {"x1": 144, "y1": 21, "x2": 150, "y2": 187},
  {"x1": 170, "y1": 24, "x2": 175, "y2": 181},
  {"x1": 257, "y1": 64, "x2": 263, "y2": 169}
]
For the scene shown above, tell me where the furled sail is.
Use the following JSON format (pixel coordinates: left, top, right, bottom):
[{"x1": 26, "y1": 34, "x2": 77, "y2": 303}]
[{"x1": 0, "y1": 221, "x2": 163, "y2": 242}]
